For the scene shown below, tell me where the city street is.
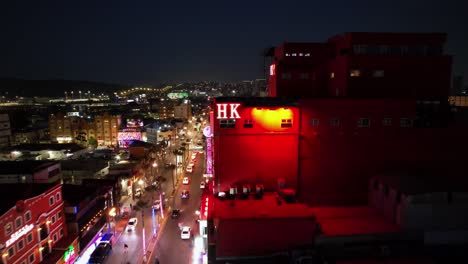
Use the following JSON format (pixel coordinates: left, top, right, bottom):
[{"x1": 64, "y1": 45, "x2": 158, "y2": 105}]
[
  {"x1": 150, "y1": 148, "x2": 205, "y2": 264},
  {"x1": 101, "y1": 130, "x2": 205, "y2": 264}
]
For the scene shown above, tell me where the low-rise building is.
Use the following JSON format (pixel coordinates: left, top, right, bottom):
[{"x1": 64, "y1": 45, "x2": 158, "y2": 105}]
[
  {"x1": 0, "y1": 161, "x2": 62, "y2": 184},
  {"x1": 0, "y1": 183, "x2": 78, "y2": 264}
]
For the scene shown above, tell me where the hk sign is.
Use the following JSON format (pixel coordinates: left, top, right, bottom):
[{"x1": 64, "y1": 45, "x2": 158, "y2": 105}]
[{"x1": 216, "y1": 103, "x2": 241, "y2": 119}]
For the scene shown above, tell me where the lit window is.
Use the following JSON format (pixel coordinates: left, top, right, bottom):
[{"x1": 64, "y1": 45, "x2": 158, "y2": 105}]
[
  {"x1": 310, "y1": 119, "x2": 319, "y2": 126},
  {"x1": 24, "y1": 211, "x2": 31, "y2": 222},
  {"x1": 281, "y1": 119, "x2": 293, "y2": 128},
  {"x1": 400, "y1": 118, "x2": 412, "y2": 128},
  {"x1": 373, "y1": 70, "x2": 384, "y2": 77},
  {"x1": 305, "y1": 53, "x2": 310, "y2": 57},
  {"x1": 329, "y1": 118, "x2": 340, "y2": 127},
  {"x1": 220, "y1": 119, "x2": 236, "y2": 129},
  {"x1": 383, "y1": 118, "x2": 392, "y2": 126},
  {"x1": 49, "y1": 196, "x2": 55, "y2": 206},
  {"x1": 243, "y1": 119, "x2": 253, "y2": 128},
  {"x1": 292, "y1": 53, "x2": 297, "y2": 56},
  {"x1": 330, "y1": 72, "x2": 335, "y2": 79},
  {"x1": 299, "y1": 53, "x2": 303, "y2": 56},
  {"x1": 285, "y1": 53, "x2": 290, "y2": 56},
  {"x1": 15, "y1": 216, "x2": 22, "y2": 228},
  {"x1": 350, "y1": 69, "x2": 361, "y2": 77},
  {"x1": 8, "y1": 247, "x2": 15, "y2": 259},
  {"x1": 357, "y1": 118, "x2": 371, "y2": 128}
]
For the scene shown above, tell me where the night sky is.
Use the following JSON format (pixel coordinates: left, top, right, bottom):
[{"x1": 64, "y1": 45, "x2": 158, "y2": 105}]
[{"x1": 1, "y1": 0, "x2": 467, "y2": 86}]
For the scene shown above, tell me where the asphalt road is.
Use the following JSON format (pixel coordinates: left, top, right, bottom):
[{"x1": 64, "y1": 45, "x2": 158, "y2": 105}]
[{"x1": 150, "y1": 148, "x2": 205, "y2": 264}]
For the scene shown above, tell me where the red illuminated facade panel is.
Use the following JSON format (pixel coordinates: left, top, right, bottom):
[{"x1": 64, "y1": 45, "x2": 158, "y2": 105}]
[
  {"x1": 0, "y1": 183, "x2": 72, "y2": 264},
  {"x1": 269, "y1": 32, "x2": 452, "y2": 99},
  {"x1": 212, "y1": 98, "x2": 300, "y2": 193}
]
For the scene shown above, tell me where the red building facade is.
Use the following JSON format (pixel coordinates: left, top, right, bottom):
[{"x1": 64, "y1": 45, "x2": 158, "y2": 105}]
[
  {"x1": 269, "y1": 32, "x2": 452, "y2": 99},
  {"x1": 0, "y1": 183, "x2": 72, "y2": 264}
]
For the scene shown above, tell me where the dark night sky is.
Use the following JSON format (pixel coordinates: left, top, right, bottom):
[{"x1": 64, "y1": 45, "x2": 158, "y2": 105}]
[{"x1": 1, "y1": 0, "x2": 467, "y2": 86}]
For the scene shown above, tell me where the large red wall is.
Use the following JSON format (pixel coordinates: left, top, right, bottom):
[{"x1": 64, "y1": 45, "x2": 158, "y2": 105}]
[{"x1": 299, "y1": 98, "x2": 468, "y2": 205}]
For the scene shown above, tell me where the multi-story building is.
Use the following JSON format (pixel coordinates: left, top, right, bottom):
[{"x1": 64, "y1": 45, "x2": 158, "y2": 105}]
[
  {"x1": 269, "y1": 32, "x2": 451, "y2": 99},
  {"x1": 206, "y1": 32, "x2": 468, "y2": 263},
  {"x1": 0, "y1": 113, "x2": 12, "y2": 149},
  {"x1": 0, "y1": 183, "x2": 78, "y2": 264},
  {"x1": 49, "y1": 113, "x2": 121, "y2": 147},
  {"x1": 0, "y1": 161, "x2": 62, "y2": 184},
  {"x1": 174, "y1": 101, "x2": 192, "y2": 120}
]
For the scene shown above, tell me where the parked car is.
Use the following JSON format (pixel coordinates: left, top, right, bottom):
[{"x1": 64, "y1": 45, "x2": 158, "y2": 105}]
[
  {"x1": 88, "y1": 241, "x2": 112, "y2": 264},
  {"x1": 126, "y1": 218, "x2": 138, "y2": 232}
]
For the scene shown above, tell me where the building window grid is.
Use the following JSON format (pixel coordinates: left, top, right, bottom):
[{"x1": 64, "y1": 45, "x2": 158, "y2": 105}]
[
  {"x1": 8, "y1": 246, "x2": 15, "y2": 259},
  {"x1": 29, "y1": 253, "x2": 35, "y2": 263},
  {"x1": 58, "y1": 212, "x2": 62, "y2": 219},
  {"x1": 383, "y1": 118, "x2": 392, "y2": 126},
  {"x1": 56, "y1": 192, "x2": 61, "y2": 201},
  {"x1": 15, "y1": 216, "x2": 22, "y2": 229},
  {"x1": 400, "y1": 118, "x2": 412, "y2": 128},
  {"x1": 49, "y1": 196, "x2": 55, "y2": 206},
  {"x1": 51, "y1": 215, "x2": 56, "y2": 224},
  {"x1": 243, "y1": 119, "x2": 253, "y2": 128},
  {"x1": 27, "y1": 233, "x2": 33, "y2": 244},
  {"x1": 220, "y1": 119, "x2": 236, "y2": 129},
  {"x1": 310, "y1": 119, "x2": 319, "y2": 126},
  {"x1": 329, "y1": 118, "x2": 340, "y2": 127},
  {"x1": 17, "y1": 238, "x2": 25, "y2": 250},
  {"x1": 357, "y1": 118, "x2": 371, "y2": 128},
  {"x1": 281, "y1": 119, "x2": 293, "y2": 128}
]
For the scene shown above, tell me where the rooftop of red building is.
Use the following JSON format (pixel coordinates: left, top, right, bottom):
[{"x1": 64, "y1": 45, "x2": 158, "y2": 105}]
[
  {"x1": 311, "y1": 206, "x2": 400, "y2": 237},
  {"x1": 212, "y1": 193, "x2": 315, "y2": 220},
  {"x1": 0, "y1": 182, "x2": 60, "y2": 215},
  {"x1": 0, "y1": 160, "x2": 60, "y2": 175}
]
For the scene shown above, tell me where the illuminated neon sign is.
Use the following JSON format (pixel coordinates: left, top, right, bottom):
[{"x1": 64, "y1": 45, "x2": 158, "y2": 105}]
[
  {"x1": 216, "y1": 103, "x2": 241, "y2": 119},
  {"x1": 6, "y1": 224, "x2": 33, "y2": 247},
  {"x1": 63, "y1": 245, "x2": 76, "y2": 263},
  {"x1": 270, "y1": 64, "x2": 276, "y2": 76}
]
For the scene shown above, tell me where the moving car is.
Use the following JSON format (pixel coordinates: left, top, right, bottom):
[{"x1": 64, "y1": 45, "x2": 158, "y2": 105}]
[
  {"x1": 152, "y1": 200, "x2": 161, "y2": 210},
  {"x1": 181, "y1": 226, "x2": 191, "y2": 240},
  {"x1": 181, "y1": 190, "x2": 189, "y2": 199},
  {"x1": 183, "y1": 177, "x2": 190, "y2": 185},
  {"x1": 186, "y1": 166, "x2": 193, "y2": 173},
  {"x1": 126, "y1": 218, "x2": 138, "y2": 232},
  {"x1": 171, "y1": 209, "x2": 181, "y2": 219},
  {"x1": 200, "y1": 181, "x2": 206, "y2": 189}
]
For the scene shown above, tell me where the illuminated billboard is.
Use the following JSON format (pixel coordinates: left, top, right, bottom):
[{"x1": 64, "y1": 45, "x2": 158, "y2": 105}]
[
  {"x1": 167, "y1": 92, "x2": 189, "y2": 99},
  {"x1": 126, "y1": 118, "x2": 144, "y2": 128},
  {"x1": 118, "y1": 130, "x2": 142, "y2": 148}
]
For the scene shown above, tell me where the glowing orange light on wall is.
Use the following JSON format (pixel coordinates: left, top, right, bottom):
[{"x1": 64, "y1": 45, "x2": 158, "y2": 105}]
[{"x1": 251, "y1": 107, "x2": 294, "y2": 130}]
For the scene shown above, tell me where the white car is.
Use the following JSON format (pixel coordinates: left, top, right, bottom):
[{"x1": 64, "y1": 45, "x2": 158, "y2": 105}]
[
  {"x1": 186, "y1": 166, "x2": 193, "y2": 173},
  {"x1": 152, "y1": 200, "x2": 161, "y2": 210},
  {"x1": 183, "y1": 177, "x2": 190, "y2": 185},
  {"x1": 181, "y1": 226, "x2": 191, "y2": 240},
  {"x1": 127, "y1": 218, "x2": 138, "y2": 232},
  {"x1": 200, "y1": 182, "x2": 205, "y2": 189}
]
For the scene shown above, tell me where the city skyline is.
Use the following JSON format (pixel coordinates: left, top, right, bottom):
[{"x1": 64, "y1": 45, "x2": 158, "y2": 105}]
[{"x1": 1, "y1": 0, "x2": 468, "y2": 89}]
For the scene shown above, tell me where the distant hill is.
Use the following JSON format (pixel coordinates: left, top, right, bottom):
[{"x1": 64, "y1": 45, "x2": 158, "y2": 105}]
[{"x1": 0, "y1": 78, "x2": 132, "y2": 97}]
